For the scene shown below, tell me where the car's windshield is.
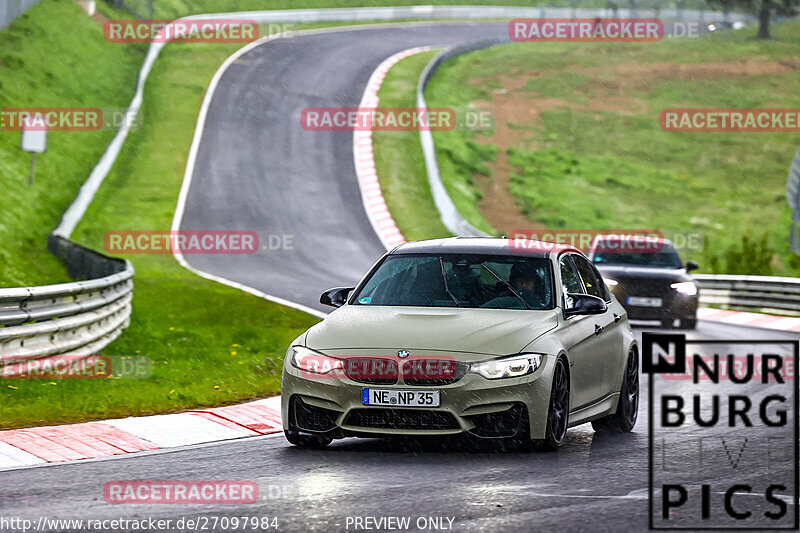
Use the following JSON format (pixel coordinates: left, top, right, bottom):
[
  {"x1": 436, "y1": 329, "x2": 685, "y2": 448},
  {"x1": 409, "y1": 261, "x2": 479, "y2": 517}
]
[
  {"x1": 592, "y1": 243, "x2": 684, "y2": 269},
  {"x1": 353, "y1": 254, "x2": 553, "y2": 310}
]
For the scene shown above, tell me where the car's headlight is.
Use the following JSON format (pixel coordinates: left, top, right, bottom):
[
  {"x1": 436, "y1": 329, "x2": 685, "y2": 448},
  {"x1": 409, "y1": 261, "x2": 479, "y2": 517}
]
[
  {"x1": 288, "y1": 346, "x2": 344, "y2": 375},
  {"x1": 670, "y1": 281, "x2": 698, "y2": 296},
  {"x1": 471, "y1": 354, "x2": 543, "y2": 379},
  {"x1": 603, "y1": 277, "x2": 618, "y2": 288}
]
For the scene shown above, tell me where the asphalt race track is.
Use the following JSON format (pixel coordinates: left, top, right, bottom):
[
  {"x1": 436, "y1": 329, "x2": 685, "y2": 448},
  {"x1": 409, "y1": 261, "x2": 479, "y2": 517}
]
[
  {"x1": 179, "y1": 23, "x2": 509, "y2": 311},
  {"x1": 2, "y1": 22, "x2": 796, "y2": 533}
]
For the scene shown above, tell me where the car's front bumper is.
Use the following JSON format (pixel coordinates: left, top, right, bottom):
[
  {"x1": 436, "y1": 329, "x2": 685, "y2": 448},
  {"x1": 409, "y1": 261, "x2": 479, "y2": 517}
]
[{"x1": 281, "y1": 353, "x2": 556, "y2": 440}]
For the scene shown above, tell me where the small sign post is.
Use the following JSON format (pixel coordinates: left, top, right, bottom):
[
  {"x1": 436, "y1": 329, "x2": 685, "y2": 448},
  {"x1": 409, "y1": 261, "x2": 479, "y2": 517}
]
[
  {"x1": 20, "y1": 113, "x2": 47, "y2": 185},
  {"x1": 787, "y1": 147, "x2": 800, "y2": 253}
]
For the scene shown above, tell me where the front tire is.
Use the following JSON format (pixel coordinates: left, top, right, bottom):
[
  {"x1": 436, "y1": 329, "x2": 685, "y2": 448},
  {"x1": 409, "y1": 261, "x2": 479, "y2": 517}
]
[
  {"x1": 284, "y1": 430, "x2": 332, "y2": 449},
  {"x1": 592, "y1": 348, "x2": 639, "y2": 433},
  {"x1": 531, "y1": 357, "x2": 570, "y2": 451}
]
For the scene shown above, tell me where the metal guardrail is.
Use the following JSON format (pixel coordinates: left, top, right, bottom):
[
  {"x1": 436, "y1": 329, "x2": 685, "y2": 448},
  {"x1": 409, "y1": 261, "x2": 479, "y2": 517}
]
[
  {"x1": 0, "y1": 238, "x2": 133, "y2": 358},
  {"x1": 694, "y1": 274, "x2": 800, "y2": 314},
  {"x1": 0, "y1": 0, "x2": 41, "y2": 31},
  {"x1": 417, "y1": 39, "x2": 505, "y2": 238}
]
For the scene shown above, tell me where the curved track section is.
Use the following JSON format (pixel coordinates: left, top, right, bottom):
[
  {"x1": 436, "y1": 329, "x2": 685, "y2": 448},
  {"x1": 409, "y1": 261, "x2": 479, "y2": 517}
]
[{"x1": 176, "y1": 23, "x2": 506, "y2": 311}]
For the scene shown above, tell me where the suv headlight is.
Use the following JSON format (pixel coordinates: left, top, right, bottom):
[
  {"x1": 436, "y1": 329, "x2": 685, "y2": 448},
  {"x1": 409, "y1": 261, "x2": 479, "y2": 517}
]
[
  {"x1": 288, "y1": 346, "x2": 344, "y2": 375},
  {"x1": 670, "y1": 281, "x2": 698, "y2": 296},
  {"x1": 471, "y1": 354, "x2": 543, "y2": 379}
]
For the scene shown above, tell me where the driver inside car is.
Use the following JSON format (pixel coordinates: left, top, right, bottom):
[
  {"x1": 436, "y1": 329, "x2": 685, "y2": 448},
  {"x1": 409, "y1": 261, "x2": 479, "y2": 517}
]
[{"x1": 509, "y1": 263, "x2": 548, "y2": 309}]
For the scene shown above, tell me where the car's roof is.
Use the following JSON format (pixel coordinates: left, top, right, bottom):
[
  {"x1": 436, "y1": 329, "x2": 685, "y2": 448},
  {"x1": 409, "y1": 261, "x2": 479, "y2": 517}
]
[{"x1": 390, "y1": 237, "x2": 580, "y2": 258}]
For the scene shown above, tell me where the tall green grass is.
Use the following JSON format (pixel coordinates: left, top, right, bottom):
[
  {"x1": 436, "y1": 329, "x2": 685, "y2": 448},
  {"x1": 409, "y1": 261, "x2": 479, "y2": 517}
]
[{"x1": 424, "y1": 22, "x2": 800, "y2": 273}]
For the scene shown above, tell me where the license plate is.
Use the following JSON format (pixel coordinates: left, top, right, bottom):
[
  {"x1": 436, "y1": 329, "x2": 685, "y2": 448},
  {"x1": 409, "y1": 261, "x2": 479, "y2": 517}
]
[
  {"x1": 362, "y1": 388, "x2": 440, "y2": 407},
  {"x1": 627, "y1": 296, "x2": 663, "y2": 307}
]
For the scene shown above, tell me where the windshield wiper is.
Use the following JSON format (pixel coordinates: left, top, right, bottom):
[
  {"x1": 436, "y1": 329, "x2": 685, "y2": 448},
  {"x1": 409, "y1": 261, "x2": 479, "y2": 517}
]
[
  {"x1": 480, "y1": 264, "x2": 531, "y2": 310},
  {"x1": 438, "y1": 258, "x2": 462, "y2": 308}
]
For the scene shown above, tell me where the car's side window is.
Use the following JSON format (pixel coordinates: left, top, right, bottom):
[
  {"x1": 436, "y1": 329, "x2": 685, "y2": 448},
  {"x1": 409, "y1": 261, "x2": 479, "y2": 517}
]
[
  {"x1": 559, "y1": 256, "x2": 583, "y2": 298},
  {"x1": 572, "y1": 254, "x2": 607, "y2": 300},
  {"x1": 590, "y1": 262, "x2": 612, "y2": 302}
]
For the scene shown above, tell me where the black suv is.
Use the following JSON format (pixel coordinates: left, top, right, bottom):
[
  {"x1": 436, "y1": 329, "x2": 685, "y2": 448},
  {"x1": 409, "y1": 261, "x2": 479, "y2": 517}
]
[{"x1": 588, "y1": 235, "x2": 699, "y2": 329}]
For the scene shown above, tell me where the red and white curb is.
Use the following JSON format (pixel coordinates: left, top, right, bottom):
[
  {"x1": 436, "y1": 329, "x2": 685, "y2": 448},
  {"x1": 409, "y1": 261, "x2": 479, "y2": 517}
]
[
  {"x1": 698, "y1": 307, "x2": 800, "y2": 333},
  {"x1": 353, "y1": 47, "x2": 433, "y2": 251},
  {"x1": 0, "y1": 396, "x2": 282, "y2": 470}
]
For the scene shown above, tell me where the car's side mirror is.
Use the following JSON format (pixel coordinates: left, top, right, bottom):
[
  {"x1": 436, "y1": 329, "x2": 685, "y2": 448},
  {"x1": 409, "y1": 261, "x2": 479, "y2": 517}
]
[
  {"x1": 685, "y1": 261, "x2": 699, "y2": 272},
  {"x1": 320, "y1": 287, "x2": 353, "y2": 308},
  {"x1": 564, "y1": 293, "x2": 607, "y2": 318}
]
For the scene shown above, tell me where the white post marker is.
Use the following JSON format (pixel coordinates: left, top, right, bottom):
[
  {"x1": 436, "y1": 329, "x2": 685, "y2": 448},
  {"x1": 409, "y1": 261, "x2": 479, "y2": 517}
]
[{"x1": 21, "y1": 113, "x2": 47, "y2": 185}]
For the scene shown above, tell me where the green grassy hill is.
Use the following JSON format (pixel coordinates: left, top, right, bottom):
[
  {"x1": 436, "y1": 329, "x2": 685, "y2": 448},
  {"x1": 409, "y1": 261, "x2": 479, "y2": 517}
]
[
  {"x1": 422, "y1": 22, "x2": 800, "y2": 275},
  {"x1": 0, "y1": 0, "x2": 143, "y2": 286}
]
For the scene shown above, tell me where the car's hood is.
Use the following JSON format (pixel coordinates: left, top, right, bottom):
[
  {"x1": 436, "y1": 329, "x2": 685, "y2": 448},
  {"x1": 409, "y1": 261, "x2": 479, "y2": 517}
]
[
  {"x1": 595, "y1": 265, "x2": 693, "y2": 282},
  {"x1": 305, "y1": 305, "x2": 559, "y2": 357}
]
